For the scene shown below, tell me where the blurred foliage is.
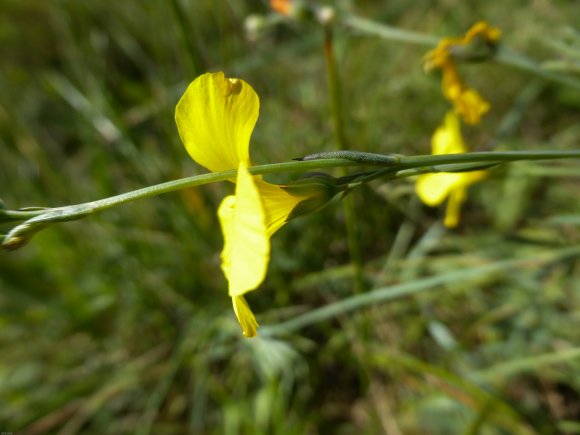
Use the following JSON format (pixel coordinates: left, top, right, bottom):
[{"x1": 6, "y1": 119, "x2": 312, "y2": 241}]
[{"x1": 1, "y1": 0, "x2": 580, "y2": 433}]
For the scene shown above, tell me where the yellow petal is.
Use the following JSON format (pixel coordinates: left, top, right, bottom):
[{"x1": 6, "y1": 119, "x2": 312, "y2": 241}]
[
  {"x1": 441, "y1": 67, "x2": 490, "y2": 125},
  {"x1": 464, "y1": 21, "x2": 501, "y2": 44},
  {"x1": 254, "y1": 179, "x2": 307, "y2": 237},
  {"x1": 232, "y1": 295, "x2": 259, "y2": 337},
  {"x1": 416, "y1": 172, "x2": 461, "y2": 206},
  {"x1": 451, "y1": 88, "x2": 490, "y2": 125},
  {"x1": 175, "y1": 72, "x2": 259, "y2": 172},
  {"x1": 218, "y1": 162, "x2": 269, "y2": 297},
  {"x1": 432, "y1": 111, "x2": 466, "y2": 155},
  {"x1": 444, "y1": 186, "x2": 467, "y2": 228}
]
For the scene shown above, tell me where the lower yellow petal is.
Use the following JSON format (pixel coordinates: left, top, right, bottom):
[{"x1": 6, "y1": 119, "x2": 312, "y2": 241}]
[
  {"x1": 232, "y1": 296, "x2": 259, "y2": 337},
  {"x1": 416, "y1": 173, "x2": 460, "y2": 206},
  {"x1": 444, "y1": 187, "x2": 467, "y2": 228},
  {"x1": 218, "y1": 162, "x2": 270, "y2": 297},
  {"x1": 254, "y1": 179, "x2": 307, "y2": 237}
]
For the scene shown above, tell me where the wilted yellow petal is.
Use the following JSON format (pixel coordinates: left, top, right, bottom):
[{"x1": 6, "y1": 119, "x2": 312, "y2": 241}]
[
  {"x1": 175, "y1": 72, "x2": 259, "y2": 172},
  {"x1": 464, "y1": 21, "x2": 501, "y2": 44},
  {"x1": 442, "y1": 66, "x2": 490, "y2": 125},
  {"x1": 452, "y1": 88, "x2": 490, "y2": 125},
  {"x1": 218, "y1": 162, "x2": 269, "y2": 297},
  {"x1": 232, "y1": 296, "x2": 259, "y2": 337}
]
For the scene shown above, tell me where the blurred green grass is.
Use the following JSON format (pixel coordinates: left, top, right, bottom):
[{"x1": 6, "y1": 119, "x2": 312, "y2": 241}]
[{"x1": 1, "y1": 0, "x2": 580, "y2": 433}]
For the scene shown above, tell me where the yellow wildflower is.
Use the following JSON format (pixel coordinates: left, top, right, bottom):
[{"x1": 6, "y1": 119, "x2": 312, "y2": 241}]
[
  {"x1": 425, "y1": 21, "x2": 501, "y2": 125},
  {"x1": 175, "y1": 72, "x2": 310, "y2": 337},
  {"x1": 416, "y1": 112, "x2": 486, "y2": 228}
]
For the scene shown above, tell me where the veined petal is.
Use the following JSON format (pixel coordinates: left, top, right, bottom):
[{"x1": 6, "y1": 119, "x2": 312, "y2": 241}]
[
  {"x1": 254, "y1": 179, "x2": 308, "y2": 237},
  {"x1": 176, "y1": 72, "x2": 259, "y2": 172},
  {"x1": 232, "y1": 296, "x2": 259, "y2": 338},
  {"x1": 218, "y1": 162, "x2": 269, "y2": 297}
]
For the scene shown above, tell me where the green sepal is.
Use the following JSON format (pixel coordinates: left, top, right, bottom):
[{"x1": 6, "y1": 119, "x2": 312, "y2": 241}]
[{"x1": 283, "y1": 173, "x2": 343, "y2": 220}]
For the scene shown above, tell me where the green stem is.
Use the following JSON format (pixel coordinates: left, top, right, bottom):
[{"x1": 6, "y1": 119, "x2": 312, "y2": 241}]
[
  {"x1": 342, "y1": 15, "x2": 438, "y2": 46},
  {"x1": 324, "y1": 25, "x2": 365, "y2": 293},
  {"x1": 3, "y1": 159, "x2": 355, "y2": 222},
  {"x1": 397, "y1": 150, "x2": 580, "y2": 169},
  {"x1": 4, "y1": 150, "x2": 580, "y2": 223}
]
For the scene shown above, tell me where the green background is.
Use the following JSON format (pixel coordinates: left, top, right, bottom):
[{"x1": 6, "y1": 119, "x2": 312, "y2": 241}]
[{"x1": 1, "y1": 1, "x2": 580, "y2": 433}]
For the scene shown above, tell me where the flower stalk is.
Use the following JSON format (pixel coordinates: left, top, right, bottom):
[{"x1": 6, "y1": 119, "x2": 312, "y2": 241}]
[{"x1": 4, "y1": 149, "x2": 580, "y2": 250}]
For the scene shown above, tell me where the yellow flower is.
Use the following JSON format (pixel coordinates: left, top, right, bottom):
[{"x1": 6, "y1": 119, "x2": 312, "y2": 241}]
[
  {"x1": 175, "y1": 72, "x2": 310, "y2": 337},
  {"x1": 425, "y1": 21, "x2": 501, "y2": 125},
  {"x1": 416, "y1": 112, "x2": 486, "y2": 228}
]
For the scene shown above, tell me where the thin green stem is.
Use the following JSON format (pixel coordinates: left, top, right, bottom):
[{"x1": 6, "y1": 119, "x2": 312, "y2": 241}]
[
  {"x1": 342, "y1": 15, "x2": 438, "y2": 46},
  {"x1": 2, "y1": 159, "x2": 355, "y2": 221},
  {"x1": 324, "y1": 25, "x2": 365, "y2": 293},
  {"x1": 3, "y1": 149, "x2": 580, "y2": 249},
  {"x1": 3, "y1": 150, "x2": 580, "y2": 225},
  {"x1": 396, "y1": 150, "x2": 580, "y2": 169}
]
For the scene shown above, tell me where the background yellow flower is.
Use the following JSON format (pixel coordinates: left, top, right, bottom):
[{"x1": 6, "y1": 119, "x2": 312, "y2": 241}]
[{"x1": 416, "y1": 112, "x2": 486, "y2": 228}]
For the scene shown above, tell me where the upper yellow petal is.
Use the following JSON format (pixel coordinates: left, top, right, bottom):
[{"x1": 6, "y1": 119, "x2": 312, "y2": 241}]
[
  {"x1": 432, "y1": 111, "x2": 466, "y2": 155},
  {"x1": 175, "y1": 71, "x2": 259, "y2": 172},
  {"x1": 218, "y1": 162, "x2": 270, "y2": 297}
]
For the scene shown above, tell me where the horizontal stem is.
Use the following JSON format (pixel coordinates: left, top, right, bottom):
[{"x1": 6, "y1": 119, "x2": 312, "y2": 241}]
[
  {"x1": 342, "y1": 15, "x2": 438, "y2": 46},
  {"x1": 3, "y1": 158, "x2": 357, "y2": 223},
  {"x1": 4, "y1": 150, "x2": 580, "y2": 224},
  {"x1": 397, "y1": 150, "x2": 580, "y2": 169}
]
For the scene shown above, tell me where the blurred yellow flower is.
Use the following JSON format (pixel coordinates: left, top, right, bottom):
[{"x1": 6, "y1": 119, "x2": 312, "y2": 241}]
[
  {"x1": 416, "y1": 112, "x2": 486, "y2": 228},
  {"x1": 175, "y1": 72, "x2": 309, "y2": 337},
  {"x1": 425, "y1": 21, "x2": 501, "y2": 125},
  {"x1": 270, "y1": 0, "x2": 292, "y2": 16}
]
